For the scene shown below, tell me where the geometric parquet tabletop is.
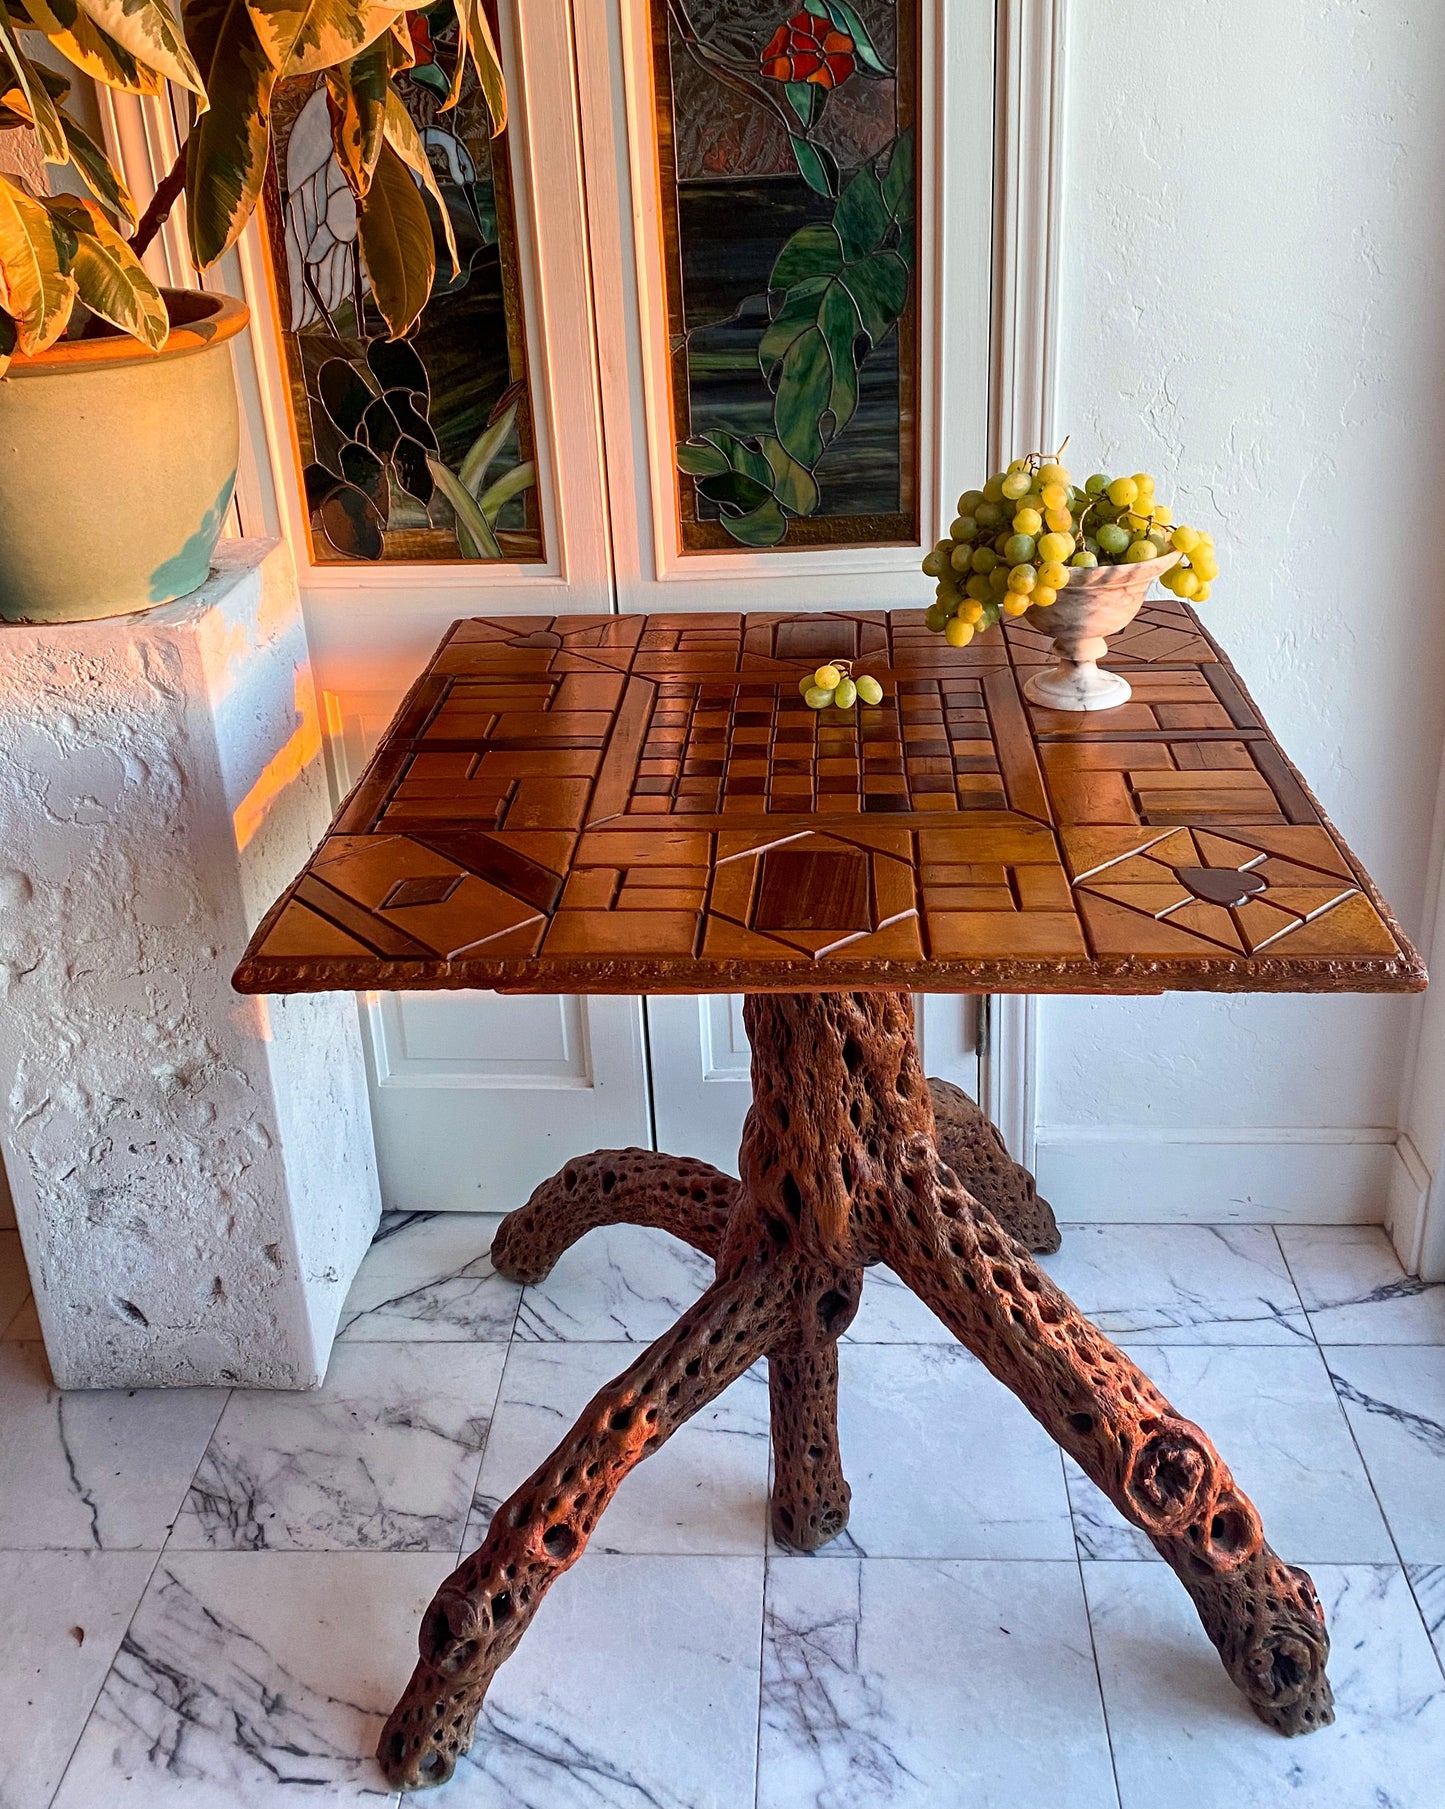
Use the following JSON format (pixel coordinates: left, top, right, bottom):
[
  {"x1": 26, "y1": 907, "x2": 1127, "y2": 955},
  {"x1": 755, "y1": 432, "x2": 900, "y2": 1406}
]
[{"x1": 234, "y1": 604, "x2": 1424, "y2": 997}]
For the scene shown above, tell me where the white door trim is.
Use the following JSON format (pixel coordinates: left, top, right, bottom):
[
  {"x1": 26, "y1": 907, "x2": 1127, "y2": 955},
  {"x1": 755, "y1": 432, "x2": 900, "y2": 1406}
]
[{"x1": 978, "y1": 0, "x2": 1070, "y2": 1167}]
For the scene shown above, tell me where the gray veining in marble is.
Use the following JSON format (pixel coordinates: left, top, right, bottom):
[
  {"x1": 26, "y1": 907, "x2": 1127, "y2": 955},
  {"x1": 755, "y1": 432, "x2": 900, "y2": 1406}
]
[
  {"x1": 515, "y1": 1224, "x2": 715, "y2": 1342},
  {"x1": 50, "y1": 1551, "x2": 451, "y2": 1807},
  {"x1": 171, "y1": 1341, "x2": 507, "y2": 1552},
  {"x1": 1084, "y1": 1562, "x2": 1445, "y2": 1808},
  {"x1": 1039, "y1": 1224, "x2": 1310, "y2": 1343},
  {"x1": 1279, "y1": 1224, "x2": 1445, "y2": 1343},
  {"x1": 0, "y1": 1341, "x2": 226, "y2": 1549},
  {"x1": 417, "y1": 1554, "x2": 764, "y2": 1809},
  {"x1": 1064, "y1": 1341, "x2": 1394, "y2": 1563},
  {"x1": 1406, "y1": 1564, "x2": 1445, "y2": 1671},
  {"x1": 1324, "y1": 1344, "x2": 1445, "y2": 1562},
  {"x1": 760, "y1": 1557, "x2": 1118, "y2": 1809},
  {"x1": 338, "y1": 1211, "x2": 522, "y2": 1343},
  {"x1": 467, "y1": 1341, "x2": 769, "y2": 1556}
]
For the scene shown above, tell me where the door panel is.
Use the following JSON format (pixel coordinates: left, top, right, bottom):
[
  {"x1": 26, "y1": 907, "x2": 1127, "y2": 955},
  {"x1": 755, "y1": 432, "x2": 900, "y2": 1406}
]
[
  {"x1": 647, "y1": 993, "x2": 979, "y2": 1176},
  {"x1": 331, "y1": 695, "x2": 652, "y2": 1213}
]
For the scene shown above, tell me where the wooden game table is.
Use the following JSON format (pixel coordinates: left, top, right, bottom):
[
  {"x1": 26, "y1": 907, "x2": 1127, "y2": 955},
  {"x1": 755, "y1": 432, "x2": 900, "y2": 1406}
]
[{"x1": 235, "y1": 603, "x2": 1423, "y2": 1789}]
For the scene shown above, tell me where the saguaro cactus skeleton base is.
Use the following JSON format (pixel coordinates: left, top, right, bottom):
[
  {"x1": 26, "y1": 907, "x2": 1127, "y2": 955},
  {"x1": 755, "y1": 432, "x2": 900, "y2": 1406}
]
[{"x1": 378, "y1": 991, "x2": 1333, "y2": 1789}]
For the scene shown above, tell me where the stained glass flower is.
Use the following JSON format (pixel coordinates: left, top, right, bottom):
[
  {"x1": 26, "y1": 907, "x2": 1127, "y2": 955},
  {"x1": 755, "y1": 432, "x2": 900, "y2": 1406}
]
[{"x1": 761, "y1": 9, "x2": 857, "y2": 90}]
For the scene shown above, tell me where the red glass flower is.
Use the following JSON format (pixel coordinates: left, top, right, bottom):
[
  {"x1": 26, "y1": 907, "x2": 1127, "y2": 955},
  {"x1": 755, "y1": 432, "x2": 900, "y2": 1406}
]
[
  {"x1": 407, "y1": 11, "x2": 436, "y2": 65},
  {"x1": 761, "y1": 9, "x2": 856, "y2": 90}
]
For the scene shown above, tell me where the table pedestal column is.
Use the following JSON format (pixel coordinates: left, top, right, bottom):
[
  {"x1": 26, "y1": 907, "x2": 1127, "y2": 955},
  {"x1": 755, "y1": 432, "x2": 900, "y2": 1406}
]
[{"x1": 379, "y1": 991, "x2": 1333, "y2": 1790}]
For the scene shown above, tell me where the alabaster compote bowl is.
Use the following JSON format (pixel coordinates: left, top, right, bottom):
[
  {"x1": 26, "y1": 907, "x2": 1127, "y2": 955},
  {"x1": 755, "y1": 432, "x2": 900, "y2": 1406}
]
[{"x1": 1022, "y1": 549, "x2": 1181, "y2": 711}]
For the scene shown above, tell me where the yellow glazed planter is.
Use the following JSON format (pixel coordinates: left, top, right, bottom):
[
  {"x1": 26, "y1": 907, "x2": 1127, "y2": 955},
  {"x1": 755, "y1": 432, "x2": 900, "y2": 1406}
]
[{"x1": 0, "y1": 291, "x2": 248, "y2": 625}]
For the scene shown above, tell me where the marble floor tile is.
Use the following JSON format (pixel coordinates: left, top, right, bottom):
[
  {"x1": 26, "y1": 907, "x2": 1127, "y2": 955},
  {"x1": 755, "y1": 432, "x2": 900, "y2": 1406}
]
[
  {"x1": 0, "y1": 1342, "x2": 227, "y2": 1550},
  {"x1": 1083, "y1": 1562, "x2": 1445, "y2": 1808},
  {"x1": 2, "y1": 1292, "x2": 39, "y2": 1342},
  {"x1": 1325, "y1": 1344, "x2": 1445, "y2": 1562},
  {"x1": 1406, "y1": 1565, "x2": 1445, "y2": 1670},
  {"x1": 0, "y1": 1548, "x2": 156, "y2": 1809},
  {"x1": 467, "y1": 1342, "x2": 769, "y2": 1556},
  {"x1": 1278, "y1": 1224, "x2": 1445, "y2": 1343},
  {"x1": 338, "y1": 1212, "x2": 521, "y2": 1343},
  {"x1": 50, "y1": 1550, "x2": 451, "y2": 1807},
  {"x1": 787, "y1": 1344, "x2": 1074, "y2": 1560},
  {"x1": 1064, "y1": 1343, "x2": 1394, "y2": 1563},
  {"x1": 417, "y1": 1554, "x2": 764, "y2": 1809},
  {"x1": 1039, "y1": 1224, "x2": 1309, "y2": 1344},
  {"x1": 844, "y1": 1264, "x2": 954, "y2": 1343},
  {"x1": 0, "y1": 1228, "x2": 31, "y2": 1335},
  {"x1": 515, "y1": 1224, "x2": 715, "y2": 1342},
  {"x1": 759, "y1": 1556, "x2": 1118, "y2": 1809},
  {"x1": 170, "y1": 1342, "x2": 506, "y2": 1553}
]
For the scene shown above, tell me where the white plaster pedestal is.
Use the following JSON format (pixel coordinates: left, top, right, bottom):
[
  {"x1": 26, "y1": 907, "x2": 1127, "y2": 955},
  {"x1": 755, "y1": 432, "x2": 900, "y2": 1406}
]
[{"x1": 0, "y1": 539, "x2": 381, "y2": 1388}]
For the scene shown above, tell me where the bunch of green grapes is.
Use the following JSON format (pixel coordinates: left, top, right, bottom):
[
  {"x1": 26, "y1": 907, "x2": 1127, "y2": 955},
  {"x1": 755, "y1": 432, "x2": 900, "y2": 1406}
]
[
  {"x1": 798, "y1": 663, "x2": 884, "y2": 711},
  {"x1": 920, "y1": 450, "x2": 1219, "y2": 642}
]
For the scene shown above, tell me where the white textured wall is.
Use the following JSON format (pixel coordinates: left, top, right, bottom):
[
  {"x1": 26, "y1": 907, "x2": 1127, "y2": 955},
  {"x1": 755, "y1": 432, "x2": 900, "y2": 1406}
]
[{"x1": 1040, "y1": 0, "x2": 1445, "y2": 1217}]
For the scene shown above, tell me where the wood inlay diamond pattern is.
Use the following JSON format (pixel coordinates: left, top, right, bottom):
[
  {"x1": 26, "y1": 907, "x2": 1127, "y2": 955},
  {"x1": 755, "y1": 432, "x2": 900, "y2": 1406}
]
[{"x1": 234, "y1": 607, "x2": 1423, "y2": 997}]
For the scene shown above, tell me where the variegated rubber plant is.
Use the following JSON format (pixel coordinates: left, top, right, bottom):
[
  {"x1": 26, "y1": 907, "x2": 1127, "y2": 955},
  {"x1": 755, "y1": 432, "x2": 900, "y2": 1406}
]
[{"x1": 0, "y1": 0, "x2": 505, "y2": 375}]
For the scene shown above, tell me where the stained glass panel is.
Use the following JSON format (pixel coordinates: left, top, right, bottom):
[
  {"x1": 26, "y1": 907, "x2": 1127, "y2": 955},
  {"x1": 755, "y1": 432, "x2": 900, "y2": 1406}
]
[
  {"x1": 262, "y1": 5, "x2": 544, "y2": 565},
  {"x1": 652, "y1": 0, "x2": 917, "y2": 552}
]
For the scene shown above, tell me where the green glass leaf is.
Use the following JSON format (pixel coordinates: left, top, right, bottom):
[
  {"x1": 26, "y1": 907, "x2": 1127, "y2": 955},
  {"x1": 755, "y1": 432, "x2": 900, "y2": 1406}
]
[
  {"x1": 789, "y1": 132, "x2": 837, "y2": 198},
  {"x1": 720, "y1": 496, "x2": 788, "y2": 546},
  {"x1": 759, "y1": 272, "x2": 831, "y2": 370},
  {"x1": 700, "y1": 429, "x2": 774, "y2": 489},
  {"x1": 761, "y1": 437, "x2": 819, "y2": 517},
  {"x1": 428, "y1": 454, "x2": 502, "y2": 558},
  {"x1": 844, "y1": 248, "x2": 908, "y2": 344},
  {"x1": 461, "y1": 396, "x2": 520, "y2": 495},
  {"x1": 822, "y1": 0, "x2": 889, "y2": 76},
  {"x1": 880, "y1": 127, "x2": 914, "y2": 223},
  {"x1": 319, "y1": 482, "x2": 384, "y2": 560},
  {"x1": 676, "y1": 440, "x2": 730, "y2": 478},
  {"x1": 769, "y1": 222, "x2": 842, "y2": 291},
  {"x1": 697, "y1": 468, "x2": 771, "y2": 515},
  {"x1": 783, "y1": 79, "x2": 820, "y2": 128},
  {"x1": 834, "y1": 164, "x2": 887, "y2": 260},
  {"x1": 476, "y1": 457, "x2": 534, "y2": 523}
]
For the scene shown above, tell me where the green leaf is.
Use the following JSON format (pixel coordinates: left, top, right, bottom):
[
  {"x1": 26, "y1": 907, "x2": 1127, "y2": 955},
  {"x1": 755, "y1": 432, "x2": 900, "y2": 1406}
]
[
  {"x1": 325, "y1": 39, "x2": 387, "y2": 195},
  {"x1": 73, "y1": 0, "x2": 205, "y2": 98},
  {"x1": 759, "y1": 272, "x2": 832, "y2": 368},
  {"x1": 19, "y1": 0, "x2": 164, "y2": 95},
  {"x1": 460, "y1": 394, "x2": 518, "y2": 494},
  {"x1": 844, "y1": 247, "x2": 907, "y2": 344},
  {"x1": 0, "y1": 171, "x2": 77, "y2": 352},
  {"x1": 697, "y1": 467, "x2": 770, "y2": 514},
  {"x1": 382, "y1": 79, "x2": 458, "y2": 274},
  {"x1": 783, "y1": 78, "x2": 820, "y2": 128},
  {"x1": 761, "y1": 436, "x2": 818, "y2": 516},
  {"x1": 0, "y1": 12, "x2": 68, "y2": 159},
  {"x1": 788, "y1": 132, "x2": 836, "y2": 197},
  {"x1": 445, "y1": 0, "x2": 505, "y2": 134},
  {"x1": 59, "y1": 103, "x2": 138, "y2": 225},
  {"x1": 697, "y1": 428, "x2": 773, "y2": 490},
  {"x1": 772, "y1": 280, "x2": 861, "y2": 467},
  {"x1": 244, "y1": 0, "x2": 392, "y2": 77},
  {"x1": 182, "y1": 0, "x2": 277, "y2": 267},
  {"x1": 676, "y1": 440, "x2": 729, "y2": 478},
  {"x1": 356, "y1": 135, "x2": 434, "y2": 337},
  {"x1": 822, "y1": 0, "x2": 889, "y2": 75},
  {"x1": 719, "y1": 496, "x2": 787, "y2": 547},
  {"x1": 879, "y1": 126, "x2": 913, "y2": 223},
  {"x1": 47, "y1": 194, "x2": 167, "y2": 346},
  {"x1": 428, "y1": 454, "x2": 502, "y2": 557},
  {"x1": 833, "y1": 164, "x2": 887, "y2": 260},
  {"x1": 769, "y1": 222, "x2": 841, "y2": 291},
  {"x1": 476, "y1": 455, "x2": 533, "y2": 521}
]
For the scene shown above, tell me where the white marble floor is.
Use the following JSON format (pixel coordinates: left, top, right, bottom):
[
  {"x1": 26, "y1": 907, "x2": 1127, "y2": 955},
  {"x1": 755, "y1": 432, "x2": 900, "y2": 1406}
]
[{"x1": 2, "y1": 1216, "x2": 1443, "y2": 1809}]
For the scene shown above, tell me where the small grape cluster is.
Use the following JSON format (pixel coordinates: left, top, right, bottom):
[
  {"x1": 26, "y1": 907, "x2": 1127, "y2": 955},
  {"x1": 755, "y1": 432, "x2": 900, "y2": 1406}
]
[
  {"x1": 920, "y1": 447, "x2": 1219, "y2": 644},
  {"x1": 798, "y1": 661, "x2": 884, "y2": 711}
]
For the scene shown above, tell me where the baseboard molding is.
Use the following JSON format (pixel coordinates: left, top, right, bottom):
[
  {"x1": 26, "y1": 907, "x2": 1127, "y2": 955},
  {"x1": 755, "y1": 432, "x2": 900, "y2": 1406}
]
[{"x1": 1035, "y1": 1127, "x2": 1397, "y2": 1225}]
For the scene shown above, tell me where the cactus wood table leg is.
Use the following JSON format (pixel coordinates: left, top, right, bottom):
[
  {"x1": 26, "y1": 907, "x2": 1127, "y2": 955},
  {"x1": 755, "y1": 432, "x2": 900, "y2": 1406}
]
[{"x1": 379, "y1": 990, "x2": 1331, "y2": 1791}]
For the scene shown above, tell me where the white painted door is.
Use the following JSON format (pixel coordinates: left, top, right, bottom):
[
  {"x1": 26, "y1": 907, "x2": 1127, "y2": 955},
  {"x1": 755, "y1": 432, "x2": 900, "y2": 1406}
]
[
  {"x1": 191, "y1": 0, "x2": 1004, "y2": 1209},
  {"x1": 647, "y1": 994, "x2": 979, "y2": 1175}
]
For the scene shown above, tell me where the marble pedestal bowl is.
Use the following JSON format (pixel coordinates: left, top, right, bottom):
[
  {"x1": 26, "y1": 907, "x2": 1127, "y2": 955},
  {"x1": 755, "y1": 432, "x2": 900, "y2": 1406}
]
[{"x1": 1022, "y1": 549, "x2": 1181, "y2": 711}]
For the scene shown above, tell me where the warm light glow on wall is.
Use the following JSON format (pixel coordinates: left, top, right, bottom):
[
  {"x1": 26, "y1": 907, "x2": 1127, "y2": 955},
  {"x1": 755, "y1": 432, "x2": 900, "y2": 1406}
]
[{"x1": 233, "y1": 667, "x2": 323, "y2": 850}]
